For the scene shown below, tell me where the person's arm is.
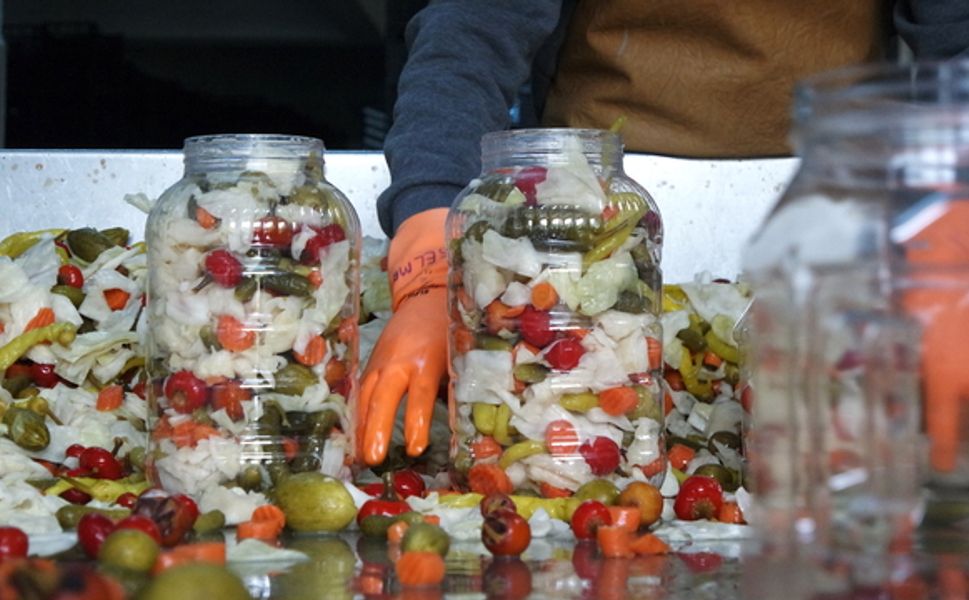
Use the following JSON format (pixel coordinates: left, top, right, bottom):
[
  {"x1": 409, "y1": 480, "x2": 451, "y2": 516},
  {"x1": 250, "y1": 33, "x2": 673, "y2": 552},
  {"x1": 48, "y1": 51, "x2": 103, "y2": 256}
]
[
  {"x1": 894, "y1": 0, "x2": 969, "y2": 60},
  {"x1": 377, "y1": 0, "x2": 564, "y2": 236}
]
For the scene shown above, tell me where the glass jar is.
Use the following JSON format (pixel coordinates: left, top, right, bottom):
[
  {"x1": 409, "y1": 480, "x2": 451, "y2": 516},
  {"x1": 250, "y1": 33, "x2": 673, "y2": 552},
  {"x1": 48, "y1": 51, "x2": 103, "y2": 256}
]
[
  {"x1": 145, "y1": 134, "x2": 361, "y2": 502},
  {"x1": 743, "y1": 63, "x2": 969, "y2": 563},
  {"x1": 445, "y1": 128, "x2": 665, "y2": 496}
]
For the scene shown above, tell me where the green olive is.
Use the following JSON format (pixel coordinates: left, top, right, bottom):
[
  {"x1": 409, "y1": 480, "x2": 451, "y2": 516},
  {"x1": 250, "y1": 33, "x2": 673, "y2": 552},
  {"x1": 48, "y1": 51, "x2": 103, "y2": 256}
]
[
  {"x1": 676, "y1": 328, "x2": 707, "y2": 353},
  {"x1": 56, "y1": 505, "x2": 130, "y2": 529},
  {"x1": 574, "y1": 479, "x2": 620, "y2": 505},
  {"x1": 476, "y1": 334, "x2": 513, "y2": 352},
  {"x1": 708, "y1": 431, "x2": 743, "y2": 454},
  {"x1": 513, "y1": 363, "x2": 548, "y2": 384},
  {"x1": 193, "y1": 510, "x2": 226, "y2": 535},
  {"x1": 66, "y1": 228, "x2": 115, "y2": 262},
  {"x1": 693, "y1": 463, "x2": 738, "y2": 492},
  {"x1": 401, "y1": 522, "x2": 450, "y2": 557},
  {"x1": 237, "y1": 465, "x2": 264, "y2": 491},
  {"x1": 614, "y1": 290, "x2": 648, "y2": 314},
  {"x1": 200, "y1": 325, "x2": 222, "y2": 351},
  {"x1": 4, "y1": 407, "x2": 50, "y2": 450},
  {"x1": 274, "y1": 363, "x2": 318, "y2": 396}
]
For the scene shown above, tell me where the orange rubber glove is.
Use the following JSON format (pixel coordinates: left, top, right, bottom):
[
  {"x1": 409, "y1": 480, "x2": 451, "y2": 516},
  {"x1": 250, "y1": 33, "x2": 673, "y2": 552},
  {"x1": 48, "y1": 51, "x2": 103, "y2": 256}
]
[
  {"x1": 900, "y1": 199, "x2": 969, "y2": 474},
  {"x1": 357, "y1": 209, "x2": 450, "y2": 466}
]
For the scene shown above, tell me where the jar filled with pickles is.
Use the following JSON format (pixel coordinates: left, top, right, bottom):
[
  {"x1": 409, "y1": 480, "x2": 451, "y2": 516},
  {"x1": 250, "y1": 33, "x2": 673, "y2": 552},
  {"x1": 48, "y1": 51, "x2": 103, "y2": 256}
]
[
  {"x1": 446, "y1": 128, "x2": 665, "y2": 496},
  {"x1": 145, "y1": 134, "x2": 361, "y2": 501}
]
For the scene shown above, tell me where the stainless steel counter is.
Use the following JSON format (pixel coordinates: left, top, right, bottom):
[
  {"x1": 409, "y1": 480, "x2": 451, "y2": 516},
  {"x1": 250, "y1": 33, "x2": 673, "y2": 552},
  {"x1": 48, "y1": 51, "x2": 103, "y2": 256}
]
[{"x1": 0, "y1": 150, "x2": 799, "y2": 282}]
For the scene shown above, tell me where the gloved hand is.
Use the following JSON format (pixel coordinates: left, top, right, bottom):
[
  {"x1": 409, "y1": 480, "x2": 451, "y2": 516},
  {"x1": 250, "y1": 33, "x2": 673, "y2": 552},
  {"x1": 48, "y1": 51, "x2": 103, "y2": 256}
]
[
  {"x1": 357, "y1": 209, "x2": 450, "y2": 466},
  {"x1": 901, "y1": 199, "x2": 969, "y2": 474}
]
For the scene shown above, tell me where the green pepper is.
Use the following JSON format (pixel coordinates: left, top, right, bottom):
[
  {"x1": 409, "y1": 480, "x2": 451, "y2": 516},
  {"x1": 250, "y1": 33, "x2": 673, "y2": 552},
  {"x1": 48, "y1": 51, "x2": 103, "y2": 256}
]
[
  {"x1": 676, "y1": 328, "x2": 707, "y2": 353},
  {"x1": 273, "y1": 363, "x2": 318, "y2": 396},
  {"x1": 472, "y1": 403, "x2": 497, "y2": 435},
  {"x1": 0, "y1": 322, "x2": 76, "y2": 372},
  {"x1": 559, "y1": 391, "x2": 599, "y2": 413},
  {"x1": 476, "y1": 334, "x2": 513, "y2": 352},
  {"x1": 99, "y1": 227, "x2": 130, "y2": 247},
  {"x1": 234, "y1": 277, "x2": 258, "y2": 303},
  {"x1": 4, "y1": 407, "x2": 50, "y2": 450},
  {"x1": 66, "y1": 228, "x2": 115, "y2": 262},
  {"x1": 50, "y1": 284, "x2": 85, "y2": 307},
  {"x1": 498, "y1": 440, "x2": 545, "y2": 469},
  {"x1": 0, "y1": 229, "x2": 66, "y2": 258},
  {"x1": 704, "y1": 330, "x2": 741, "y2": 364},
  {"x1": 582, "y1": 208, "x2": 645, "y2": 269},
  {"x1": 263, "y1": 272, "x2": 313, "y2": 297}
]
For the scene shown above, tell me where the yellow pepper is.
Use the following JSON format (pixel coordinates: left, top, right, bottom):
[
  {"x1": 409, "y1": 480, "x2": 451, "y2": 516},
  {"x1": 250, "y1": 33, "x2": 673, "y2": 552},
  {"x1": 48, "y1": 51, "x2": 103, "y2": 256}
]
[
  {"x1": 559, "y1": 391, "x2": 599, "y2": 413},
  {"x1": 472, "y1": 403, "x2": 497, "y2": 435},
  {"x1": 498, "y1": 440, "x2": 545, "y2": 469},
  {"x1": 492, "y1": 403, "x2": 513, "y2": 446},
  {"x1": 705, "y1": 329, "x2": 742, "y2": 364},
  {"x1": 46, "y1": 476, "x2": 151, "y2": 504},
  {"x1": 0, "y1": 229, "x2": 66, "y2": 258},
  {"x1": 0, "y1": 322, "x2": 77, "y2": 372}
]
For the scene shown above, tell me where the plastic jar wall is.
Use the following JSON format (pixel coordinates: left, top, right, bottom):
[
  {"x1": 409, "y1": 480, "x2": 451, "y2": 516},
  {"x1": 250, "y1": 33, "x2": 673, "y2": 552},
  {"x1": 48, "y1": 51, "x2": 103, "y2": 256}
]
[
  {"x1": 144, "y1": 134, "x2": 360, "y2": 502},
  {"x1": 445, "y1": 128, "x2": 665, "y2": 496},
  {"x1": 743, "y1": 63, "x2": 969, "y2": 564}
]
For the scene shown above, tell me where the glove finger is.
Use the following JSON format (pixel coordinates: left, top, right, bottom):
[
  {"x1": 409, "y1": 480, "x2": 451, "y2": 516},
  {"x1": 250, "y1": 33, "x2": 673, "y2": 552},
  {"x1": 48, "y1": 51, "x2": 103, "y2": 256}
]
[
  {"x1": 404, "y1": 373, "x2": 441, "y2": 457},
  {"x1": 355, "y1": 369, "x2": 381, "y2": 460},
  {"x1": 362, "y1": 367, "x2": 410, "y2": 466}
]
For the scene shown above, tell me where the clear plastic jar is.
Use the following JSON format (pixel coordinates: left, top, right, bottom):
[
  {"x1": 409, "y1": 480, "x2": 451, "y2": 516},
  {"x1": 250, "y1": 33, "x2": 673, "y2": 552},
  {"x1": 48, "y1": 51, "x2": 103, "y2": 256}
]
[
  {"x1": 742, "y1": 63, "x2": 969, "y2": 561},
  {"x1": 145, "y1": 134, "x2": 360, "y2": 502},
  {"x1": 446, "y1": 128, "x2": 665, "y2": 496}
]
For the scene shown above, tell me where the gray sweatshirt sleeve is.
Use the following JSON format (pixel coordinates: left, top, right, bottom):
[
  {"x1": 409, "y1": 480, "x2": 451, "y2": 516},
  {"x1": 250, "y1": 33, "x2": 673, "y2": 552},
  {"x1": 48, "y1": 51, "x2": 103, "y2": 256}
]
[
  {"x1": 895, "y1": 0, "x2": 969, "y2": 60},
  {"x1": 377, "y1": 0, "x2": 563, "y2": 237}
]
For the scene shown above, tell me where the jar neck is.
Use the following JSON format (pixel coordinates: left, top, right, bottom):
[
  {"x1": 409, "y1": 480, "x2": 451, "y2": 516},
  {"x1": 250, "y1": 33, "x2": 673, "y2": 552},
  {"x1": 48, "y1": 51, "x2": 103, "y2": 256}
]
[
  {"x1": 182, "y1": 134, "x2": 325, "y2": 176},
  {"x1": 480, "y1": 128, "x2": 623, "y2": 172}
]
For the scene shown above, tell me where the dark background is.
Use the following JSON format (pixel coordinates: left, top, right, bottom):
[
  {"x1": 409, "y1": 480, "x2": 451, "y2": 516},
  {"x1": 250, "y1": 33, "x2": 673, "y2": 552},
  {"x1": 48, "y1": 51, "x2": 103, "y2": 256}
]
[{"x1": 1, "y1": 0, "x2": 428, "y2": 150}]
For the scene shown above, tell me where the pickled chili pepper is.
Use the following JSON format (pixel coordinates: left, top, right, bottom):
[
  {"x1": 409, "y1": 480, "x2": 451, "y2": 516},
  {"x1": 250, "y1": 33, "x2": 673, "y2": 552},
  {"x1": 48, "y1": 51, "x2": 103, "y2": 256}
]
[
  {"x1": 164, "y1": 370, "x2": 208, "y2": 414},
  {"x1": 704, "y1": 330, "x2": 741, "y2": 364},
  {"x1": 559, "y1": 391, "x2": 599, "y2": 413},
  {"x1": 498, "y1": 440, "x2": 545, "y2": 469},
  {"x1": 0, "y1": 322, "x2": 77, "y2": 372},
  {"x1": 357, "y1": 472, "x2": 410, "y2": 527},
  {"x1": 0, "y1": 229, "x2": 66, "y2": 258},
  {"x1": 493, "y1": 403, "x2": 513, "y2": 446},
  {"x1": 472, "y1": 403, "x2": 498, "y2": 435},
  {"x1": 204, "y1": 249, "x2": 243, "y2": 287},
  {"x1": 582, "y1": 207, "x2": 646, "y2": 269},
  {"x1": 252, "y1": 215, "x2": 295, "y2": 248},
  {"x1": 3, "y1": 406, "x2": 50, "y2": 450}
]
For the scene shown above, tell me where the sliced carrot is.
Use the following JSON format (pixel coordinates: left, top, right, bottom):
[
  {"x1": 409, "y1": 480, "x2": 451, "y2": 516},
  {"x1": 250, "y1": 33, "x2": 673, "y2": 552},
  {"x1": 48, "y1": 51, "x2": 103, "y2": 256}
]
[
  {"x1": 103, "y1": 288, "x2": 131, "y2": 311},
  {"x1": 598, "y1": 386, "x2": 639, "y2": 416},
  {"x1": 717, "y1": 501, "x2": 745, "y2": 524},
  {"x1": 395, "y1": 551, "x2": 446, "y2": 587},
  {"x1": 387, "y1": 520, "x2": 410, "y2": 545},
  {"x1": 195, "y1": 206, "x2": 219, "y2": 229},
  {"x1": 191, "y1": 423, "x2": 221, "y2": 444},
  {"x1": 702, "y1": 350, "x2": 723, "y2": 369},
  {"x1": 544, "y1": 419, "x2": 579, "y2": 456},
  {"x1": 667, "y1": 443, "x2": 696, "y2": 471},
  {"x1": 294, "y1": 335, "x2": 326, "y2": 366},
  {"x1": 251, "y1": 504, "x2": 287, "y2": 532},
  {"x1": 470, "y1": 436, "x2": 502, "y2": 460},
  {"x1": 153, "y1": 542, "x2": 226, "y2": 574},
  {"x1": 237, "y1": 519, "x2": 280, "y2": 542},
  {"x1": 467, "y1": 463, "x2": 513, "y2": 496},
  {"x1": 24, "y1": 307, "x2": 55, "y2": 332},
  {"x1": 565, "y1": 328, "x2": 589, "y2": 341},
  {"x1": 663, "y1": 389, "x2": 674, "y2": 416},
  {"x1": 640, "y1": 456, "x2": 666, "y2": 478},
  {"x1": 485, "y1": 300, "x2": 523, "y2": 334},
  {"x1": 530, "y1": 281, "x2": 558, "y2": 310},
  {"x1": 324, "y1": 357, "x2": 347, "y2": 386},
  {"x1": 422, "y1": 514, "x2": 441, "y2": 526},
  {"x1": 282, "y1": 436, "x2": 299, "y2": 461},
  {"x1": 96, "y1": 384, "x2": 125, "y2": 411},
  {"x1": 307, "y1": 270, "x2": 323, "y2": 288},
  {"x1": 607, "y1": 506, "x2": 641, "y2": 534},
  {"x1": 629, "y1": 532, "x2": 670, "y2": 555},
  {"x1": 210, "y1": 380, "x2": 250, "y2": 421},
  {"x1": 647, "y1": 337, "x2": 663, "y2": 369},
  {"x1": 539, "y1": 481, "x2": 573, "y2": 499},
  {"x1": 216, "y1": 314, "x2": 255, "y2": 352},
  {"x1": 454, "y1": 325, "x2": 475, "y2": 354},
  {"x1": 596, "y1": 525, "x2": 634, "y2": 558}
]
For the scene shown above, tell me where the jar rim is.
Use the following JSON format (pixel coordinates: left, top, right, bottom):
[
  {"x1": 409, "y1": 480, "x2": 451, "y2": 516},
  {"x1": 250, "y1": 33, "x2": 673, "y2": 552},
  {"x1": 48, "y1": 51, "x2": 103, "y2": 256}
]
[{"x1": 183, "y1": 134, "x2": 325, "y2": 157}]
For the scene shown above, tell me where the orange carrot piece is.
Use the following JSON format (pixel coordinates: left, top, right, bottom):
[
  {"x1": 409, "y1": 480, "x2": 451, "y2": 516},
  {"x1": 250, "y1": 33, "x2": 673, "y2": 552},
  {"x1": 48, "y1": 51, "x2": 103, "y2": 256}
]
[
  {"x1": 237, "y1": 519, "x2": 280, "y2": 542},
  {"x1": 422, "y1": 514, "x2": 441, "y2": 526},
  {"x1": 195, "y1": 206, "x2": 219, "y2": 229},
  {"x1": 640, "y1": 456, "x2": 666, "y2": 478},
  {"x1": 152, "y1": 542, "x2": 226, "y2": 574},
  {"x1": 596, "y1": 525, "x2": 634, "y2": 558},
  {"x1": 607, "y1": 506, "x2": 641, "y2": 534},
  {"x1": 251, "y1": 504, "x2": 286, "y2": 532},
  {"x1": 307, "y1": 270, "x2": 323, "y2": 288},
  {"x1": 530, "y1": 282, "x2": 559, "y2": 310},
  {"x1": 96, "y1": 384, "x2": 125, "y2": 411},
  {"x1": 294, "y1": 335, "x2": 325, "y2": 366},
  {"x1": 454, "y1": 325, "x2": 475, "y2": 354},
  {"x1": 103, "y1": 288, "x2": 131, "y2": 311},
  {"x1": 539, "y1": 481, "x2": 573, "y2": 499},
  {"x1": 324, "y1": 357, "x2": 347, "y2": 386},
  {"x1": 702, "y1": 350, "x2": 723, "y2": 369},
  {"x1": 216, "y1": 314, "x2": 255, "y2": 352},
  {"x1": 467, "y1": 463, "x2": 513, "y2": 496},
  {"x1": 282, "y1": 436, "x2": 299, "y2": 461},
  {"x1": 717, "y1": 501, "x2": 746, "y2": 524},
  {"x1": 470, "y1": 436, "x2": 502, "y2": 460},
  {"x1": 485, "y1": 300, "x2": 523, "y2": 333},
  {"x1": 629, "y1": 533, "x2": 670, "y2": 555},
  {"x1": 598, "y1": 386, "x2": 639, "y2": 416},
  {"x1": 24, "y1": 307, "x2": 55, "y2": 332},
  {"x1": 647, "y1": 337, "x2": 663, "y2": 369},
  {"x1": 387, "y1": 521, "x2": 410, "y2": 545},
  {"x1": 544, "y1": 419, "x2": 580, "y2": 456},
  {"x1": 395, "y1": 551, "x2": 446, "y2": 587},
  {"x1": 667, "y1": 443, "x2": 696, "y2": 471}
]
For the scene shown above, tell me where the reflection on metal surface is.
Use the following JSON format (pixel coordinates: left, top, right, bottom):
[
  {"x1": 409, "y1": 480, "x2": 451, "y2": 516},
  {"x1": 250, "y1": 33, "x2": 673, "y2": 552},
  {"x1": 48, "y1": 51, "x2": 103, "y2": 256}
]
[{"x1": 0, "y1": 150, "x2": 798, "y2": 282}]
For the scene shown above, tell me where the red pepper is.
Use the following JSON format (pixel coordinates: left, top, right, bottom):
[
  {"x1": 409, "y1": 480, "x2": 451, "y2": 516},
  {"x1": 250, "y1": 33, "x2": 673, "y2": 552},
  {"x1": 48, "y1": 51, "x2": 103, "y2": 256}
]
[
  {"x1": 356, "y1": 472, "x2": 409, "y2": 526},
  {"x1": 299, "y1": 224, "x2": 346, "y2": 265},
  {"x1": 673, "y1": 475, "x2": 724, "y2": 521},
  {"x1": 57, "y1": 264, "x2": 84, "y2": 288},
  {"x1": 164, "y1": 370, "x2": 208, "y2": 414},
  {"x1": 204, "y1": 249, "x2": 243, "y2": 287},
  {"x1": 544, "y1": 338, "x2": 585, "y2": 371},
  {"x1": 252, "y1": 216, "x2": 296, "y2": 248}
]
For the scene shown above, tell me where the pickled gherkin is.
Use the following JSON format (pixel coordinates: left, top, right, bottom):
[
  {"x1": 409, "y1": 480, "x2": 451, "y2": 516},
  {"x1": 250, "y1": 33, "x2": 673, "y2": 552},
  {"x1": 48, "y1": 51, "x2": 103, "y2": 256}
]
[{"x1": 446, "y1": 128, "x2": 665, "y2": 495}]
